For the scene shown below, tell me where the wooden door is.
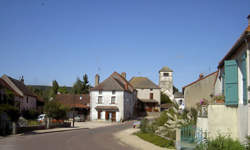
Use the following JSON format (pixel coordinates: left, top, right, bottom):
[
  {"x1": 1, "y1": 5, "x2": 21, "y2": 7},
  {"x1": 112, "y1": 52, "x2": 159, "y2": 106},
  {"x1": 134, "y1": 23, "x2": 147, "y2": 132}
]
[
  {"x1": 105, "y1": 111, "x2": 109, "y2": 120},
  {"x1": 98, "y1": 111, "x2": 101, "y2": 119},
  {"x1": 111, "y1": 112, "x2": 116, "y2": 122}
]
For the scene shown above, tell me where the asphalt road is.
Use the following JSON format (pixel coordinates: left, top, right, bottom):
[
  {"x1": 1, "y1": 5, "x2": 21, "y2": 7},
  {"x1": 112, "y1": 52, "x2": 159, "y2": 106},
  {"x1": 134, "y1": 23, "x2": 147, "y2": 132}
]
[{"x1": 0, "y1": 122, "x2": 135, "y2": 150}]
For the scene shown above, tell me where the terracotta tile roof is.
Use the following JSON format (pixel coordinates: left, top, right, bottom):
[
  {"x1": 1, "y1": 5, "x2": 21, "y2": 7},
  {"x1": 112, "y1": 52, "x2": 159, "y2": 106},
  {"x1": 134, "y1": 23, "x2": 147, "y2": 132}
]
[
  {"x1": 91, "y1": 72, "x2": 135, "y2": 92},
  {"x1": 182, "y1": 71, "x2": 218, "y2": 91},
  {"x1": 54, "y1": 94, "x2": 90, "y2": 109},
  {"x1": 218, "y1": 25, "x2": 250, "y2": 68},
  {"x1": 129, "y1": 77, "x2": 160, "y2": 89}
]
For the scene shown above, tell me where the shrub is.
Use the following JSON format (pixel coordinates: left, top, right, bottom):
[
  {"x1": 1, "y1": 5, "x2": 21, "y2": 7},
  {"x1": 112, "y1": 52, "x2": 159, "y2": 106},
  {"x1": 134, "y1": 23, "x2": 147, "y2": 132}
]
[
  {"x1": 0, "y1": 104, "x2": 20, "y2": 122},
  {"x1": 44, "y1": 101, "x2": 69, "y2": 120},
  {"x1": 21, "y1": 110, "x2": 39, "y2": 120},
  {"x1": 195, "y1": 135, "x2": 245, "y2": 150}
]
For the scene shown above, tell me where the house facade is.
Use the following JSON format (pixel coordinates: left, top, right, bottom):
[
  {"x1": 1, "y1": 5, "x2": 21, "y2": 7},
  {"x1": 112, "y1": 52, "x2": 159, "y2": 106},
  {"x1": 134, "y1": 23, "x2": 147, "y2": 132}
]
[
  {"x1": 1, "y1": 75, "x2": 38, "y2": 111},
  {"x1": 195, "y1": 15, "x2": 250, "y2": 143},
  {"x1": 209, "y1": 16, "x2": 250, "y2": 142},
  {"x1": 182, "y1": 72, "x2": 218, "y2": 110},
  {"x1": 90, "y1": 72, "x2": 137, "y2": 122},
  {"x1": 129, "y1": 77, "x2": 161, "y2": 112}
]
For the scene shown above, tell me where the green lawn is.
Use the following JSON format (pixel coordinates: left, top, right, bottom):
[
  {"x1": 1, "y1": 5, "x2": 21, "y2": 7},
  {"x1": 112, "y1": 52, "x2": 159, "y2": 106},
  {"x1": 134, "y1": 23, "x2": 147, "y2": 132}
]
[{"x1": 135, "y1": 132, "x2": 175, "y2": 149}]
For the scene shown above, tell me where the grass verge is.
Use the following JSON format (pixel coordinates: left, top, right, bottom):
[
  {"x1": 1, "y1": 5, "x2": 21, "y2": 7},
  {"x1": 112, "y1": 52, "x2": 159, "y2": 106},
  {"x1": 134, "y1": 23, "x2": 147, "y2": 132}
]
[{"x1": 135, "y1": 132, "x2": 175, "y2": 149}]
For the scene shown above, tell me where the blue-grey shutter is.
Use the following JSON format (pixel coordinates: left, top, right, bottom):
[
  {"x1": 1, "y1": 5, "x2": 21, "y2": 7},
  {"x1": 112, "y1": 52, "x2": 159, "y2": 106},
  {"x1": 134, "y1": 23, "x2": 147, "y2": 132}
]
[
  {"x1": 225, "y1": 60, "x2": 238, "y2": 106},
  {"x1": 241, "y1": 53, "x2": 247, "y2": 105}
]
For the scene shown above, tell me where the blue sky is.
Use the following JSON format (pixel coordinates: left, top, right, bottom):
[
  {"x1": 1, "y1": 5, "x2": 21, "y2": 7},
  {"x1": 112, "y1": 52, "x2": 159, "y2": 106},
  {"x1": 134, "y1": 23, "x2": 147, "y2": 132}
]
[{"x1": 0, "y1": 0, "x2": 249, "y2": 90}]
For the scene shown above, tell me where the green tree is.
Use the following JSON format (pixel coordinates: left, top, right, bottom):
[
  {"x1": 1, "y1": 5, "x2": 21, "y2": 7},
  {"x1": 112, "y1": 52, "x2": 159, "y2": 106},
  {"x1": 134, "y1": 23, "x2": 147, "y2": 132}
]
[
  {"x1": 58, "y1": 86, "x2": 68, "y2": 94},
  {"x1": 161, "y1": 92, "x2": 172, "y2": 104},
  {"x1": 49, "y1": 80, "x2": 59, "y2": 98},
  {"x1": 82, "y1": 74, "x2": 90, "y2": 94},
  {"x1": 44, "y1": 101, "x2": 69, "y2": 120},
  {"x1": 72, "y1": 78, "x2": 83, "y2": 94},
  {"x1": 173, "y1": 86, "x2": 179, "y2": 93}
]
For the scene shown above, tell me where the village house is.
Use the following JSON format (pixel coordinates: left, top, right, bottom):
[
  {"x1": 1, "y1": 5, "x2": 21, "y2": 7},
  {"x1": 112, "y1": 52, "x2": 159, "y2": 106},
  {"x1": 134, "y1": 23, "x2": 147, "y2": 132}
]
[
  {"x1": 54, "y1": 94, "x2": 90, "y2": 121},
  {"x1": 129, "y1": 77, "x2": 161, "y2": 112},
  {"x1": 182, "y1": 72, "x2": 218, "y2": 110},
  {"x1": 194, "y1": 15, "x2": 250, "y2": 143},
  {"x1": 90, "y1": 72, "x2": 137, "y2": 122},
  {"x1": 0, "y1": 75, "x2": 41, "y2": 111},
  {"x1": 173, "y1": 91, "x2": 184, "y2": 109}
]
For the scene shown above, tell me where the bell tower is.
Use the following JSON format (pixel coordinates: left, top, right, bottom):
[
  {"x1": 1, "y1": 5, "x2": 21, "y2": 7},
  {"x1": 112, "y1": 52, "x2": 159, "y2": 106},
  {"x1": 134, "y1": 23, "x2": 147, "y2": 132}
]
[{"x1": 159, "y1": 66, "x2": 173, "y2": 97}]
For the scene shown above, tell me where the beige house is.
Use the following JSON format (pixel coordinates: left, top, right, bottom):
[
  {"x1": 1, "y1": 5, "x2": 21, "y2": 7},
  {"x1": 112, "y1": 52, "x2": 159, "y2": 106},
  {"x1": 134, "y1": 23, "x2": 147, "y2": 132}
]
[
  {"x1": 182, "y1": 72, "x2": 218, "y2": 110},
  {"x1": 130, "y1": 77, "x2": 161, "y2": 112}
]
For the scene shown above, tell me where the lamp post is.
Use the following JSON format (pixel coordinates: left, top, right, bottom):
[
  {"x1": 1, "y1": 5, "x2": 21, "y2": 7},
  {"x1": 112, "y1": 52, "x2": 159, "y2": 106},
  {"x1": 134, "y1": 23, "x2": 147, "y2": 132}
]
[{"x1": 73, "y1": 94, "x2": 75, "y2": 127}]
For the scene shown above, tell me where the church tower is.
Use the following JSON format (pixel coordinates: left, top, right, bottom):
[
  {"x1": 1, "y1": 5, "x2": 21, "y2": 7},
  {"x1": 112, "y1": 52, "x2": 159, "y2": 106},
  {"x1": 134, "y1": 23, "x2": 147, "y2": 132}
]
[{"x1": 159, "y1": 66, "x2": 174, "y2": 99}]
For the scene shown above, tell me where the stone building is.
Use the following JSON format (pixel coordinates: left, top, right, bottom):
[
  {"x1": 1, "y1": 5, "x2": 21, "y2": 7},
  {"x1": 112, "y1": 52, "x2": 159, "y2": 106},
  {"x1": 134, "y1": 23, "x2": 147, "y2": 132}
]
[
  {"x1": 129, "y1": 77, "x2": 161, "y2": 112},
  {"x1": 159, "y1": 66, "x2": 174, "y2": 100}
]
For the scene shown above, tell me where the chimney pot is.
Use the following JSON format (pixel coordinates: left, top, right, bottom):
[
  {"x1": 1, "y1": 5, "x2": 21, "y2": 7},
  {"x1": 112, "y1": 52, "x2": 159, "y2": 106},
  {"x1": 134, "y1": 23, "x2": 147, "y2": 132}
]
[
  {"x1": 95, "y1": 74, "x2": 100, "y2": 87},
  {"x1": 121, "y1": 72, "x2": 126, "y2": 79},
  {"x1": 199, "y1": 73, "x2": 204, "y2": 79}
]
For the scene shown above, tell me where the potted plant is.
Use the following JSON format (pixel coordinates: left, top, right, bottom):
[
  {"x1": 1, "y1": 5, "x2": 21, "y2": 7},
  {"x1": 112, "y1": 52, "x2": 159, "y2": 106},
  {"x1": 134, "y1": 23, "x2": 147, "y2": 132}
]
[{"x1": 213, "y1": 94, "x2": 225, "y2": 104}]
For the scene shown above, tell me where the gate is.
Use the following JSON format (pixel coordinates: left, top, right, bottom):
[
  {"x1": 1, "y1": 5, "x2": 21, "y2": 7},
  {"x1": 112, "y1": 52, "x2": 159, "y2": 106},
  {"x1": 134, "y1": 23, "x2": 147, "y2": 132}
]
[{"x1": 180, "y1": 125, "x2": 205, "y2": 150}]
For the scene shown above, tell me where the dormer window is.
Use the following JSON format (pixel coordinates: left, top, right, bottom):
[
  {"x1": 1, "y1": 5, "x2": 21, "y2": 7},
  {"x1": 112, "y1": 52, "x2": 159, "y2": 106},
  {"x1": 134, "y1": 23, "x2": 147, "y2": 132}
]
[{"x1": 163, "y1": 73, "x2": 169, "y2": 77}]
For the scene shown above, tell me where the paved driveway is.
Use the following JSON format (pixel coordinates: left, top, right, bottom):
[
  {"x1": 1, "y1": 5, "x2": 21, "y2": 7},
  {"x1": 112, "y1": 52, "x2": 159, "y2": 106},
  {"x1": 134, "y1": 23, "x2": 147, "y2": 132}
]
[{"x1": 0, "y1": 122, "x2": 135, "y2": 150}]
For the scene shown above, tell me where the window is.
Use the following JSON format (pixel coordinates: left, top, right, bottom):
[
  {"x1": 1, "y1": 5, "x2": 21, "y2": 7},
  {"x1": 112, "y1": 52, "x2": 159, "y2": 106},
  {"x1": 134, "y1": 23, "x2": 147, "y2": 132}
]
[
  {"x1": 112, "y1": 90, "x2": 116, "y2": 95},
  {"x1": 98, "y1": 96, "x2": 103, "y2": 104},
  {"x1": 163, "y1": 73, "x2": 169, "y2": 77},
  {"x1": 150, "y1": 93, "x2": 153, "y2": 99},
  {"x1": 111, "y1": 96, "x2": 116, "y2": 104},
  {"x1": 26, "y1": 97, "x2": 28, "y2": 103},
  {"x1": 99, "y1": 90, "x2": 102, "y2": 95},
  {"x1": 150, "y1": 89, "x2": 153, "y2": 91}
]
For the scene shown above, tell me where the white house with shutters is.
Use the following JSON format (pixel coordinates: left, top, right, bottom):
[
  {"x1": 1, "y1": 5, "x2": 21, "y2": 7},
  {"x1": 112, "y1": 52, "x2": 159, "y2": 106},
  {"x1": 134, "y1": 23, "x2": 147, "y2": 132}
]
[
  {"x1": 90, "y1": 72, "x2": 137, "y2": 122},
  {"x1": 197, "y1": 15, "x2": 250, "y2": 143}
]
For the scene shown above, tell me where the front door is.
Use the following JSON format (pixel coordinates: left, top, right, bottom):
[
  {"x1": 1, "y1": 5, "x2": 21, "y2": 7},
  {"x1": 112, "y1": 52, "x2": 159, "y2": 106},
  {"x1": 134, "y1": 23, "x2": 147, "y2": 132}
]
[
  {"x1": 98, "y1": 111, "x2": 102, "y2": 119},
  {"x1": 105, "y1": 111, "x2": 109, "y2": 120},
  {"x1": 111, "y1": 112, "x2": 116, "y2": 122}
]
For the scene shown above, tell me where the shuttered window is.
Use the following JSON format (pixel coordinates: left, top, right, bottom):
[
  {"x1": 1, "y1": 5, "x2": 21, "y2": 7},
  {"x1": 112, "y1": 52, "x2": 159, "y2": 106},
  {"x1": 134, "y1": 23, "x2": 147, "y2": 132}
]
[{"x1": 225, "y1": 60, "x2": 238, "y2": 106}]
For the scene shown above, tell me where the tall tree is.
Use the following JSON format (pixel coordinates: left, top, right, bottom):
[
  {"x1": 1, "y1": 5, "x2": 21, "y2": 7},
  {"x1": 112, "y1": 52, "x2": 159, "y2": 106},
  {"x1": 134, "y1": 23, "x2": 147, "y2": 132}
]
[
  {"x1": 50, "y1": 80, "x2": 59, "y2": 98},
  {"x1": 82, "y1": 74, "x2": 90, "y2": 94},
  {"x1": 72, "y1": 78, "x2": 83, "y2": 94},
  {"x1": 58, "y1": 86, "x2": 68, "y2": 94}
]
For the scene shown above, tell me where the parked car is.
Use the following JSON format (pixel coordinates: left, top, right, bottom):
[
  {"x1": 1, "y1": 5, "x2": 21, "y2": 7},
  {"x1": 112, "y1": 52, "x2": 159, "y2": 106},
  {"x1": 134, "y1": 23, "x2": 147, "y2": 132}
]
[{"x1": 37, "y1": 114, "x2": 46, "y2": 122}]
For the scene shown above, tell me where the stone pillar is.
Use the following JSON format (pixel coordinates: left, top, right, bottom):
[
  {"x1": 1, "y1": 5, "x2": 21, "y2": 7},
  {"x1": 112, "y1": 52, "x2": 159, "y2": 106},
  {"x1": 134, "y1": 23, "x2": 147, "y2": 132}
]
[
  {"x1": 175, "y1": 128, "x2": 181, "y2": 150},
  {"x1": 12, "y1": 122, "x2": 16, "y2": 135}
]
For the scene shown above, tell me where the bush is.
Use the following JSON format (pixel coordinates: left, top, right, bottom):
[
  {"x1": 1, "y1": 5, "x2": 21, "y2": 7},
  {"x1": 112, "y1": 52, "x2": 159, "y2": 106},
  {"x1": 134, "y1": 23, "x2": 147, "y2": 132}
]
[
  {"x1": 44, "y1": 101, "x2": 69, "y2": 120},
  {"x1": 0, "y1": 104, "x2": 20, "y2": 122},
  {"x1": 21, "y1": 110, "x2": 39, "y2": 120},
  {"x1": 135, "y1": 132, "x2": 174, "y2": 148},
  {"x1": 195, "y1": 135, "x2": 245, "y2": 150}
]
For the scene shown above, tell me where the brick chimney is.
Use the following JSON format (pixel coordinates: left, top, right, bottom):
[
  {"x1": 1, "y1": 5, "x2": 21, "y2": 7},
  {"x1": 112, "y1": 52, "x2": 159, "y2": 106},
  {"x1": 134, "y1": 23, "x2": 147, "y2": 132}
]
[
  {"x1": 121, "y1": 72, "x2": 126, "y2": 79},
  {"x1": 125, "y1": 83, "x2": 128, "y2": 90},
  {"x1": 199, "y1": 73, "x2": 204, "y2": 79},
  {"x1": 247, "y1": 14, "x2": 250, "y2": 26},
  {"x1": 95, "y1": 74, "x2": 100, "y2": 87}
]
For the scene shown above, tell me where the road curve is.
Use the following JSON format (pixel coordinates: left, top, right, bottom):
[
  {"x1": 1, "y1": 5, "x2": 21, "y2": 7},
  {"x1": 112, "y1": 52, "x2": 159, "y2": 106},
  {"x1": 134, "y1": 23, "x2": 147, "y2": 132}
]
[{"x1": 0, "y1": 122, "x2": 135, "y2": 150}]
